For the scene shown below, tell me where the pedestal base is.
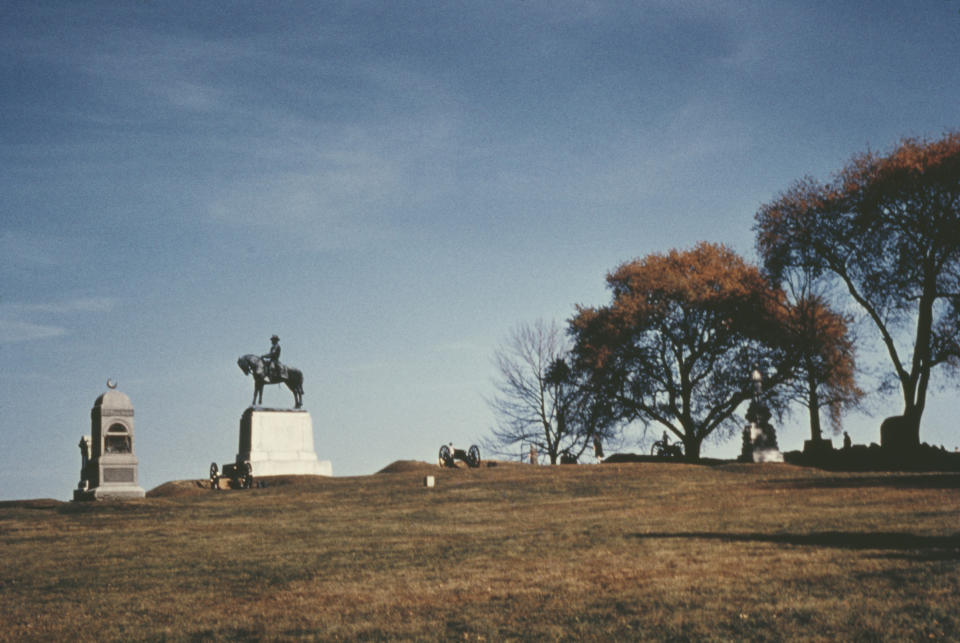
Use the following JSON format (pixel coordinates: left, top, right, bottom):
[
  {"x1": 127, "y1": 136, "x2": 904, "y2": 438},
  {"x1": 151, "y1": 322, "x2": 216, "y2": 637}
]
[
  {"x1": 740, "y1": 422, "x2": 784, "y2": 463},
  {"x1": 74, "y1": 484, "x2": 146, "y2": 501},
  {"x1": 73, "y1": 453, "x2": 146, "y2": 501},
  {"x1": 235, "y1": 407, "x2": 332, "y2": 477},
  {"x1": 752, "y1": 448, "x2": 784, "y2": 463}
]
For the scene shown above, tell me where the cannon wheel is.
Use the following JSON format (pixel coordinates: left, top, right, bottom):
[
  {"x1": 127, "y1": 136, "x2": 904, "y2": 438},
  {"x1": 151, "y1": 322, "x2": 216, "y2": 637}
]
[
  {"x1": 651, "y1": 441, "x2": 684, "y2": 459},
  {"x1": 467, "y1": 445, "x2": 481, "y2": 468},
  {"x1": 209, "y1": 462, "x2": 220, "y2": 490},
  {"x1": 438, "y1": 444, "x2": 453, "y2": 467},
  {"x1": 239, "y1": 461, "x2": 253, "y2": 489}
]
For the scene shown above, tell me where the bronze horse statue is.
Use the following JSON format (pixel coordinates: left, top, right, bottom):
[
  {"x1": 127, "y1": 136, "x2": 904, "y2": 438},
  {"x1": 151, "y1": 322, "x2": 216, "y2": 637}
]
[{"x1": 237, "y1": 354, "x2": 304, "y2": 408}]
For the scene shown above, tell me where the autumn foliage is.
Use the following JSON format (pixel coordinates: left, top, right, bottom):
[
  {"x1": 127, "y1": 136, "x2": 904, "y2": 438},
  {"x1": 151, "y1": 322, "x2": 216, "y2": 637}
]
[
  {"x1": 775, "y1": 287, "x2": 863, "y2": 440},
  {"x1": 570, "y1": 242, "x2": 791, "y2": 460},
  {"x1": 756, "y1": 132, "x2": 960, "y2": 448}
]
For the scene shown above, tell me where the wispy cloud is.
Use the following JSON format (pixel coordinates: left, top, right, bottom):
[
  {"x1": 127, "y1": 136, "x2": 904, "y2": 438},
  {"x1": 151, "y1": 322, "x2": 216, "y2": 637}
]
[
  {"x1": 0, "y1": 297, "x2": 117, "y2": 315},
  {"x1": 0, "y1": 319, "x2": 65, "y2": 343},
  {"x1": 0, "y1": 297, "x2": 116, "y2": 343},
  {"x1": 206, "y1": 161, "x2": 403, "y2": 228}
]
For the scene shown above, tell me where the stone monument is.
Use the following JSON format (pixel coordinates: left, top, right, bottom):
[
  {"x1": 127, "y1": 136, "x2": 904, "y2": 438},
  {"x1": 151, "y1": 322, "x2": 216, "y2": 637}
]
[
  {"x1": 74, "y1": 380, "x2": 146, "y2": 500},
  {"x1": 231, "y1": 406, "x2": 332, "y2": 477},
  {"x1": 739, "y1": 366, "x2": 784, "y2": 463},
  {"x1": 220, "y1": 339, "x2": 331, "y2": 480}
]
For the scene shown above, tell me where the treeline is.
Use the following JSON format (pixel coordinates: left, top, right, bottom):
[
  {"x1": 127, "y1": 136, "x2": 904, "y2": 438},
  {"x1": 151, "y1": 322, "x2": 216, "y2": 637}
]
[{"x1": 488, "y1": 132, "x2": 960, "y2": 464}]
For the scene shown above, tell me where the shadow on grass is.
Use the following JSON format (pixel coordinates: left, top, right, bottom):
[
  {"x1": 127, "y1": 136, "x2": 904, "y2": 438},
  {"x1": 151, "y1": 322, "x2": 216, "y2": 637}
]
[
  {"x1": 770, "y1": 474, "x2": 960, "y2": 490},
  {"x1": 628, "y1": 531, "x2": 960, "y2": 560}
]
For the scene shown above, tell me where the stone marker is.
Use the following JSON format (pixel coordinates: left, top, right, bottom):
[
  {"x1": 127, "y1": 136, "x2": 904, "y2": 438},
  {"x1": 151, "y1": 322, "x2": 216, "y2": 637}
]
[{"x1": 74, "y1": 381, "x2": 146, "y2": 501}]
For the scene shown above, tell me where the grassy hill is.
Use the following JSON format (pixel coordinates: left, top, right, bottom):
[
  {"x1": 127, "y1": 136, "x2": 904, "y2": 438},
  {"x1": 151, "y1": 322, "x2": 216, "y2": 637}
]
[{"x1": 1, "y1": 462, "x2": 958, "y2": 640}]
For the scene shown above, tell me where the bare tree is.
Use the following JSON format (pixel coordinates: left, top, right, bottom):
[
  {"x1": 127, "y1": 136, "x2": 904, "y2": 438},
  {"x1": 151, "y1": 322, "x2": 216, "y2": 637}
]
[{"x1": 487, "y1": 319, "x2": 614, "y2": 464}]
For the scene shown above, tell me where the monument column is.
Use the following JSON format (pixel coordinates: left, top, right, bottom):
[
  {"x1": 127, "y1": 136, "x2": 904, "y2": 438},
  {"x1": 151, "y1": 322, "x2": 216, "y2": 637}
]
[
  {"x1": 738, "y1": 365, "x2": 784, "y2": 463},
  {"x1": 74, "y1": 381, "x2": 146, "y2": 500}
]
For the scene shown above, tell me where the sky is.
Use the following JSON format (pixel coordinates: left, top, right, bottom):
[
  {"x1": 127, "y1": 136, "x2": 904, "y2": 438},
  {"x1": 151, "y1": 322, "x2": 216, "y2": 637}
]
[{"x1": 2, "y1": 1, "x2": 959, "y2": 501}]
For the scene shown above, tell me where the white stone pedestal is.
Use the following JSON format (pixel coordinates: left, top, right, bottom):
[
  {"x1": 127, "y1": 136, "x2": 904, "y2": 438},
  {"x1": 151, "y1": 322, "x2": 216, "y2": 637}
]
[
  {"x1": 748, "y1": 423, "x2": 784, "y2": 463},
  {"x1": 236, "y1": 407, "x2": 331, "y2": 477}
]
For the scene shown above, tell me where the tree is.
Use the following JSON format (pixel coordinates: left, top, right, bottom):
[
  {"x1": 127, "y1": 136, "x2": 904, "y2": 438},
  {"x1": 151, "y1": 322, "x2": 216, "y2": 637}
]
[
  {"x1": 487, "y1": 320, "x2": 615, "y2": 464},
  {"x1": 776, "y1": 274, "x2": 864, "y2": 442},
  {"x1": 569, "y1": 243, "x2": 792, "y2": 461},
  {"x1": 756, "y1": 133, "x2": 960, "y2": 449}
]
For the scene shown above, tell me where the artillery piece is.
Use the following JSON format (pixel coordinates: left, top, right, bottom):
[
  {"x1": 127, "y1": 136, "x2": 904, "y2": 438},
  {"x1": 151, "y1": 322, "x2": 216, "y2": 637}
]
[
  {"x1": 438, "y1": 443, "x2": 481, "y2": 468},
  {"x1": 209, "y1": 459, "x2": 254, "y2": 490}
]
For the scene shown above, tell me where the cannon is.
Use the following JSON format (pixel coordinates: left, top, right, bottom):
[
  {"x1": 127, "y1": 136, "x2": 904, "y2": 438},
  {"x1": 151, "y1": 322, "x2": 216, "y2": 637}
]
[
  {"x1": 650, "y1": 438, "x2": 684, "y2": 459},
  {"x1": 438, "y1": 443, "x2": 481, "y2": 468},
  {"x1": 209, "y1": 459, "x2": 254, "y2": 490}
]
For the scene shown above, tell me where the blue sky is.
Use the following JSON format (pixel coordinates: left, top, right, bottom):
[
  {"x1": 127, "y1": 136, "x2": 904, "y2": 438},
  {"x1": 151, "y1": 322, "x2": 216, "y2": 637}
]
[{"x1": 2, "y1": 1, "x2": 958, "y2": 500}]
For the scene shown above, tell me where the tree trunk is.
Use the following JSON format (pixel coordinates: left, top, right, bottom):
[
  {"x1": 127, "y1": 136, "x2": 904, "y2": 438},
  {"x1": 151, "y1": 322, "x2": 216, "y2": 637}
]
[
  {"x1": 683, "y1": 436, "x2": 702, "y2": 462},
  {"x1": 807, "y1": 371, "x2": 822, "y2": 442},
  {"x1": 880, "y1": 411, "x2": 921, "y2": 451}
]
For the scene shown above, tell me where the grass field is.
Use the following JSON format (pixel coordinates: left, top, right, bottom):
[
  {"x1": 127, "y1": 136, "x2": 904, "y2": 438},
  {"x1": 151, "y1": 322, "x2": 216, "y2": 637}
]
[{"x1": 1, "y1": 461, "x2": 958, "y2": 641}]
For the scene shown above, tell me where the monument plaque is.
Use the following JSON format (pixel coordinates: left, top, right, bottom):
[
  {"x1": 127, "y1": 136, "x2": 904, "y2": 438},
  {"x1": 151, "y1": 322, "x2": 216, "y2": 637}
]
[{"x1": 74, "y1": 381, "x2": 146, "y2": 500}]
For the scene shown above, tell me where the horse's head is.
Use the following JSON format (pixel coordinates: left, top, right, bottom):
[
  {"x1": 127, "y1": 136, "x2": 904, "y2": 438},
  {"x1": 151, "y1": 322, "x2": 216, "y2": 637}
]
[{"x1": 238, "y1": 354, "x2": 266, "y2": 378}]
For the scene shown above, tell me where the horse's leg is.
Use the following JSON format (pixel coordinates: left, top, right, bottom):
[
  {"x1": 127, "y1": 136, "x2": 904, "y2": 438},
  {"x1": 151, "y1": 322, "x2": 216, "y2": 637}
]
[{"x1": 287, "y1": 380, "x2": 301, "y2": 408}]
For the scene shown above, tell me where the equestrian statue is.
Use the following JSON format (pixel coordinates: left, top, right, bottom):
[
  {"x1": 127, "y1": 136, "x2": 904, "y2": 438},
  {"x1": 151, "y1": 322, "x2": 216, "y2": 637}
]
[{"x1": 237, "y1": 335, "x2": 304, "y2": 408}]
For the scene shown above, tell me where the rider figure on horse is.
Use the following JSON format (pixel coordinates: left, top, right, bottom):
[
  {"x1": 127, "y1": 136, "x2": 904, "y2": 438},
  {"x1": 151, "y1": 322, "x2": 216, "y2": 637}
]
[{"x1": 262, "y1": 335, "x2": 281, "y2": 381}]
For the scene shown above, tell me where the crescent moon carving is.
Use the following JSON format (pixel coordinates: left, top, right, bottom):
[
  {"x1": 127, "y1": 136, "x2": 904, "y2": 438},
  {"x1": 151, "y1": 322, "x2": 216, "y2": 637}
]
[{"x1": 107, "y1": 378, "x2": 118, "y2": 389}]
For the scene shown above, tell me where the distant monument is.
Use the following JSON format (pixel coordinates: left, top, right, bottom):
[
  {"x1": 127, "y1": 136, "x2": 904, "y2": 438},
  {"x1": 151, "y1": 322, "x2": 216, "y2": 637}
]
[
  {"x1": 739, "y1": 365, "x2": 784, "y2": 463},
  {"x1": 74, "y1": 380, "x2": 146, "y2": 500},
  {"x1": 218, "y1": 338, "x2": 331, "y2": 481}
]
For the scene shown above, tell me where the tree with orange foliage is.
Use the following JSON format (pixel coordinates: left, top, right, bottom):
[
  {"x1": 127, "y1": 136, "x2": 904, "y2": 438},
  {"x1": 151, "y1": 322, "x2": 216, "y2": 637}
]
[
  {"x1": 756, "y1": 133, "x2": 960, "y2": 450},
  {"x1": 776, "y1": 275, "x2": 864, "y2": 443},
  {"x1": 569, "y1": 243, "x2": 792, "y2": 461}
]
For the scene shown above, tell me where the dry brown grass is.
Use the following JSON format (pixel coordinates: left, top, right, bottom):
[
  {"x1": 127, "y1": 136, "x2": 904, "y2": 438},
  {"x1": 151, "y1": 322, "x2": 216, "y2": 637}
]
[{"x1": 1, "y1": 462, "x2": 958, "y2": 641}]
